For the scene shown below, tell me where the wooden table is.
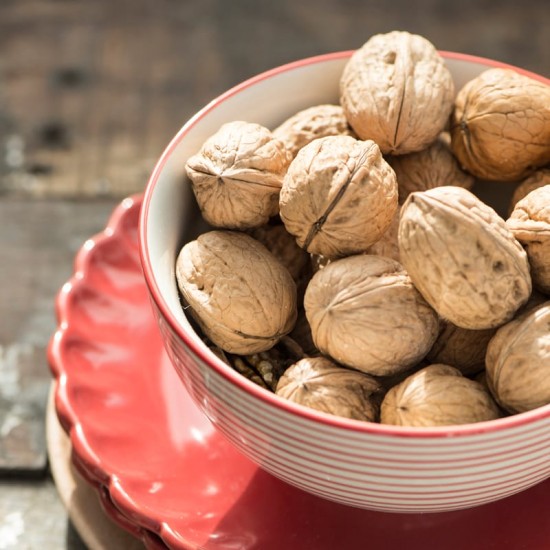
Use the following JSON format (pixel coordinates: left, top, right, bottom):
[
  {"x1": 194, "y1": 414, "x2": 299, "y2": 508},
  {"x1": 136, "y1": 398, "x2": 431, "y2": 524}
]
[{"x1": 0, "y1": 1, "x2": 547, "y2": 547}]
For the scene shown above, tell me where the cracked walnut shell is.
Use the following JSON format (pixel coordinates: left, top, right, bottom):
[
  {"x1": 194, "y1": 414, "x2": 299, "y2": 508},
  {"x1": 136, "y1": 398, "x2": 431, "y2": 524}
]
[
  {"x1": 176, "y1": 230, "x2": 297, "y2": 354},
  {"x1": 304, "y1": 254, "x2": 439, "y2": 376},
  {"x1": 340, "y1": 31, "x2": 454, "y2": 155},
  {"x1": 399, "y1": 186, "x2": 532, "y2": 329},
  {"x1": 450, "y1": 68, "x2": 550, "y2": 181},
  {"x1": 279, "y1": 135, "x2": 398, "y2": 259},
  {"x1": 273, "y1": 104, "x2": 355, "y2": 158},
  {"x1": 507, "y1": 185, "x2": 550, "y2": 294},
  {"x1": 380, "y1": 364, "x2": 501, "y2": 427},
  {"x1": 276, "y1": 357, "x2": 384, "y2": 422},
  {"x1": 185, "y1": 121, "x2": 291, "y2": 229},
  {"x1": 485, "y1": 301, "x2": 550, "y2": 413}
]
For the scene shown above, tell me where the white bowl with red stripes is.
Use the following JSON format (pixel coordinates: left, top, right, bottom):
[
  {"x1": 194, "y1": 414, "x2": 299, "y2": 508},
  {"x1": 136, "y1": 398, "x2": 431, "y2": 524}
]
[{"x1": 139, "y1": 51, "x2": 550, "y2": 513}]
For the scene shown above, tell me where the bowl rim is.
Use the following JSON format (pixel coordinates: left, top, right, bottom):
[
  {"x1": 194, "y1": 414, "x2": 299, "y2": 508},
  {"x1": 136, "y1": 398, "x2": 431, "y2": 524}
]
[{"x1": 139, "y1": 49, "x2": 550, "y2": 439}]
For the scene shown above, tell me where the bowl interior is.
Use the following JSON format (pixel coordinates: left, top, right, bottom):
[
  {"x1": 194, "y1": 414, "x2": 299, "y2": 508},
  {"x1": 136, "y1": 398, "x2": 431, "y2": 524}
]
[
  {"x1": 143, "y1": 52, "x2": 352, "y2": 353},
  {"x1": 140, "y1": 51, "x2": 550, "y2": 431}
]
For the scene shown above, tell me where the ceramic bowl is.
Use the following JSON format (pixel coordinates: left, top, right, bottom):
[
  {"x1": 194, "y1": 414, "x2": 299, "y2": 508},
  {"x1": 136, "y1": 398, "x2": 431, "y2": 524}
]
[{"x1": 139, "y1": 51, "x2": 550, "y2": 513}]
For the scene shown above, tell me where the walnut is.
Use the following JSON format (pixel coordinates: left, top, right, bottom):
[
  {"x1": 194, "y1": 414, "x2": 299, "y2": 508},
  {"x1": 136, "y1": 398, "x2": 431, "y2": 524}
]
[
  {"x1": 485, "y1": 301, "x2": 550, "y2": 413},
  {"x1": 380, "y1": 364, "x2": 501, "y2": 427},
  {"x1": 508, "y1": 168, "x2": 550, "y2": 215},
  {"x1": 175, "y1": 230, "x2": 297, "y2": 354},
  {"x1": 249, "y1": 224, "x2": 312, "y2": 297},
  {"x1": 275, "y1": 357, "x2": 384, "y2": 422},
  {"x1": 273, "y1": 104, "x2": 356, "y2": 158},
  {"x1": 279, "y1": 136, "x2": 398, "y2": 259},
  {"x1": 507, "y1": 185, "x2": 550, "y2": 294},
  {"x1": 399, "y1": 186, "x2": 532, "y2": 329},
  {"x1": 522, "y1": 289, "x2": 550, "y2": 312},
  {"x1": 214, "y1": 336, "x2": 304, "y2": 391},
  {"x1": 374, "y1": 362, "x2": 427, "y2": 393},
  {"x1": 426, "y1": 320, "x2": 496, "y2": 376},
  {"x1": 340, "y1": 31, "x2": 454, "y2": 155},
  {"x1": 185, "y1": 121, "x2": 291, "y2": 229},
  {"x1": 366, "y1": 206, "x2": 401, "y2": 262},
  {"x1": 304, "y1": 254, "x2": 439, "y2": 376},
  {"x1": 474, "y1": 370, "x2": 489, "y2": 390},
  {"x1": 289, "y1": 309, "x2": 319, "y2": 357},
  {"x1": 450, "y1": 69, "x2": 550, "y2": 181},
  {"x1": 388, "y1": 135, "x2": 475, "y2": 204}
]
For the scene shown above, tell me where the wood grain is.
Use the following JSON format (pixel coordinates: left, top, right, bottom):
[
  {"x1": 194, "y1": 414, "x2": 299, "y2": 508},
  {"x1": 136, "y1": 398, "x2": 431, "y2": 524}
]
[
  {"x1": 0, "y1": 1, "x2": 547, "y2": 545},
  {"x1": 0, "y1": 0, "x2": 547, "y2": 198}
]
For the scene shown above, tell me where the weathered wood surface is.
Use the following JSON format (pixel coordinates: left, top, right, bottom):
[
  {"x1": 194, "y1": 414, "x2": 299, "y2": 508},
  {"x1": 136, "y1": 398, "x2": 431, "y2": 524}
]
[
  {"x1": 0, "y1": 0, "x2": 547, "y2": 199},
  {"x1": 0, "y1": 198, "x2": 118, "y2": 471},
  {"x1": 0, "y1": 0, "x2": 547, "y2": 546}
]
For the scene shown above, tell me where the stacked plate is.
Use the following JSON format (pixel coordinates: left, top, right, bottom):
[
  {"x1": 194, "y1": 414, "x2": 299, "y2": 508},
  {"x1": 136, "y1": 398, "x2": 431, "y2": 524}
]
[{"x1": 48, "y1": 196, "x2": 550, "y2": 550}]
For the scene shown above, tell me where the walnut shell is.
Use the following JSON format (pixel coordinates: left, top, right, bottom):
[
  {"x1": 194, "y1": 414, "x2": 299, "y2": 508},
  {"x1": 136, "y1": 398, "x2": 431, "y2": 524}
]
[
  {"x1": 522, "y1": 289, "x2": 550, "y2": 312},
  {"x1": 388, "y1": 135, "x2": 475, "y2": 204},
  {"x1": 279, "y1": 136, "x2": 398, "y2": 259},
  {"x1": 399, "y1": 186, "x2": 532, "y2": 329},
  {"x1": 426, "y1": 320, "x2": 496, "y2": 376},
  {"x1": 507, "y1": 185, "x2": 550, "y2": 294},
  {"x1": 485, "y1": 301, "x2": 550, "y2": 413},
  {"x1": 185, "y1": 121, "x2": 291, "y2": 229},
  {"x1": 275, "y1": 357, "x2": 384, "y2": 421},
  {"x1": 340, "y1": 31, "x2": 454, "y2": 155},
  {"x1": 273, "y1": 104, "x2": 356, "y2": 158},
  {"x1": 289, "y1": 309, "x2": 319, "y2": 357},
  {"x1": 304, "y1": 254, "x2": 439, "y2": 376},
  {"x1": 450, "y1": 69, "x2": 550, "y2": 181},
  {"x1": 474, "y1": 370, "x2": 489, "y2": 391},
  {"x1": 366, "y1": 206, "x2": 401, "y2": 261},
  {"x1": 249, "y1": 224, "x2": 311, "y2": 287},
  {"x1": 380, "y1": 364, "x2": 501, "y2": 427},
  {"x1": 218, "y1": 337, "x2": 304, "y2": 391},
  {"x1": 176, "y1": 230, "x2": 297, "y2": 354},
  {"x1": 508, "y1": 168, "x2": 550, "y2": 215}
]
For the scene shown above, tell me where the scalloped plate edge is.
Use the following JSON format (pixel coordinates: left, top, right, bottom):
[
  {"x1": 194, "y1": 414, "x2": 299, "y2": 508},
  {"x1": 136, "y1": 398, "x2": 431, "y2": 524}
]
[{"x1": 47, "y1": 194, "x2": 193, "y2": 549}]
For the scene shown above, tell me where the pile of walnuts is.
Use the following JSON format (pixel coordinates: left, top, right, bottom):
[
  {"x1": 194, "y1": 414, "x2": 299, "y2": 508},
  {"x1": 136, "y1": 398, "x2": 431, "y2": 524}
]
[{"x1": 177, "y1": 31, "x2": 550, "y2": 428}]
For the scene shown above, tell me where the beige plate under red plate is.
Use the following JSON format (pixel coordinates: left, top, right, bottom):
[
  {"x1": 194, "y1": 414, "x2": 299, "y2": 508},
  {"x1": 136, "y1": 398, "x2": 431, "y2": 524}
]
[
  {"x1": 48, "y1": 195, "x2": 550, "y2": 550},
  {"x1": 46, "y1": 385, "x2": 145, "y2": 550}
]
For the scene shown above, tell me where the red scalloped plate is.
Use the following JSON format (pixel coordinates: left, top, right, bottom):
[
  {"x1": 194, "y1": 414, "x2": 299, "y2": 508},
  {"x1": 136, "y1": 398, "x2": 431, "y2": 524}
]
[{"x1": 48, "y1": 195, "x2": 550, "y2": 550}]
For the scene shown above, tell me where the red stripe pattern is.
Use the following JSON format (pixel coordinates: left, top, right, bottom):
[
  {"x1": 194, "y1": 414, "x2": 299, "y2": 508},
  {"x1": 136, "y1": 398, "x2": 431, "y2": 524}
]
[
  {"x1": 153, "y1": 303, "x2": 550, "y2": 513},
  {"x1": 141, "y1": 52, "x2": 550, "y2": 513}
]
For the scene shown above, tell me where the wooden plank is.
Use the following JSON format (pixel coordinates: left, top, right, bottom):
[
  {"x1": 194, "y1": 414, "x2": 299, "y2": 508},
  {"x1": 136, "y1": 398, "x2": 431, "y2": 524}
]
[
  {"x1": 0, "y1": 199, "x2": 118, "y2": 472},
  {"x1": 1, "y1": 0, "x2": 547, "y2": 199},
  {"x1": 0, "y1": 478, "x2": 87, "y2": 548}
]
